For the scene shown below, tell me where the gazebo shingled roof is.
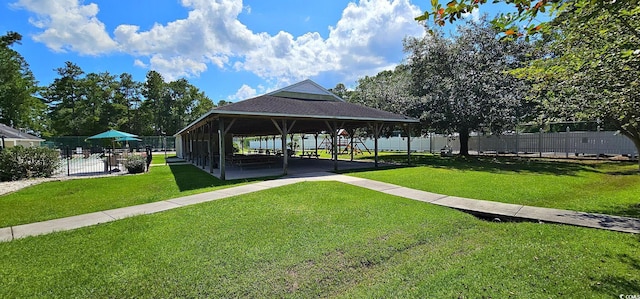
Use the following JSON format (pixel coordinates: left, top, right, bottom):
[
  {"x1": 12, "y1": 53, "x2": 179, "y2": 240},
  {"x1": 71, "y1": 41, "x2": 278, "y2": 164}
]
[{"x1": 176, "y1": 80, "x2": 418, "y2": 136}]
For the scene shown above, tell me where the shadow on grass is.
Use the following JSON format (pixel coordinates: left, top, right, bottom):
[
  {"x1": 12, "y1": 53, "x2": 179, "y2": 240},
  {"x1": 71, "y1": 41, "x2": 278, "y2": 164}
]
[
  {"x1": 357, "y1": 154, "x2": 603, "y2": 176},
  {"x1": 334, "y1": 164, "x2": 411, "y2": 175},
  {"x1": 168, "y1": 164, "x2": 274, "y2": 192},
  {"x1": 594, "y1": 253, "x2": 640, "y2": 295},
  {"x1": 593, "y1": 203, "x2": 640, "y2": 219}
]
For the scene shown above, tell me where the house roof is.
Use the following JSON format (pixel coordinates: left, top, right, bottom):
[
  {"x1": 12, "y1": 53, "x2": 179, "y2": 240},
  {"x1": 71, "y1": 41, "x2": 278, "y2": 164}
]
[
  {"x1": 0, "y1": 123, "x2": 44, "y2": 141},
  {"x1": 176, "y1": 79, "x2": 418, "y2": 136}
]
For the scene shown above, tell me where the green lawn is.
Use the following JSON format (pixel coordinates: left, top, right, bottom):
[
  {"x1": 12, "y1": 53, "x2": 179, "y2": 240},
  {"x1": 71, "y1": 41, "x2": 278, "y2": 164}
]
[
  {"x1": 0, "y1": 164, "x2": 264, "y2": 227},
  {"x1": 1, "y1": 182, "x2": 638, "y2": 298},
  {"x1": 346, "y1": 154, "x2": 640, "y2": 218}
]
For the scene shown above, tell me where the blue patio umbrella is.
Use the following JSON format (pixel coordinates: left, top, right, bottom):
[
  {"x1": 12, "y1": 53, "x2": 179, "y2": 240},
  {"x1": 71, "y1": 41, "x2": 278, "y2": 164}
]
[
  {"x1": 87, "y1": 129, "x2": 137, "y2": 140},
  {"x1": 86, "y1": 130, "x2": 139, "y2": 172}
]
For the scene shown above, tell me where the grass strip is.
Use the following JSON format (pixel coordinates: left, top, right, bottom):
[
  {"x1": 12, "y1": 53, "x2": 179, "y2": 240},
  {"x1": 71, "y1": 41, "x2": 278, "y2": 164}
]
[
  {"x1": 347, "y1": 154, "x2": 640, "y2": 218},
  {"x1": 0, "y1": 164, "x2": 266, "y2": 227}
]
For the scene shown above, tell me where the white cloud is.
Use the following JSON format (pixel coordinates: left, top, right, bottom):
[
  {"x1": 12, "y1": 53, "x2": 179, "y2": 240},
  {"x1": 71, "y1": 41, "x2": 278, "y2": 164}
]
[
  {"x1": 133, "y1": 59, "x2": 147, "y2": 68},
  {"x1": 13, "y1": 0, "x2": 117, "y2": 55},
  {"x1": 229, "y1": 84, "x2": 257, "y2": 101},
  {"x1": 14, "y1": 0, "x2": 424, "y2": 85},
  {"x1": 463, "y1": 8, "x2": 480, "y2": 22}
]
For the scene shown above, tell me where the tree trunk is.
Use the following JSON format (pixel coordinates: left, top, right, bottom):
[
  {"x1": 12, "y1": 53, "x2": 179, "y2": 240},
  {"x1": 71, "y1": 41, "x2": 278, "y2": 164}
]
[
  {"x1": 632, "y1": 137, "x2": 640, "y2": 172},
  {"x1": 459, "y1": 127, "x2": 470, "y2": 156},
  {"x1": 619, "y1": 130, "x2": 640, "y2": 172}
]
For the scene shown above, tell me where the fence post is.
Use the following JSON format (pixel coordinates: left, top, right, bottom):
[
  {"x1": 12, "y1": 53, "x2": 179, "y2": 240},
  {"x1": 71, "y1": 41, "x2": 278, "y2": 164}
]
[
  {"x1": 596, "y1": 123, "x2": 601, "y2": 160},
  {"x1": 66, "y1": 146, "x2": 70, "y2": 176},
  {"x1": 565, "y1": 126, "x2": 570, "y2": 158},
  {"x1": 538, "y1": 128, "x2": 543, "y2": 158},
  {"x1": 515, "y1": 128, "x2": 519, "y2": 157}
]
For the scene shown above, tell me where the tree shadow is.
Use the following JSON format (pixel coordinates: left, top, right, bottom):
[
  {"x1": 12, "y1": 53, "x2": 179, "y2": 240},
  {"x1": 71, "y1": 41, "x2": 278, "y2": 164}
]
[
  {"x1": 334, "y1": 164, "x2": 411, "y2": 175},
  {"x1": 168, "y1": 164, "x2": 273, "y2": 192},
  {"x1": 592, "y1": 203, "x2": 640, "y2": 220},
  {"x1": 356, "y1": 154, "x2": 606, "y2": 176},
  {"x1": 592, "y1": 252, "x2": 640, "y2": 295}
]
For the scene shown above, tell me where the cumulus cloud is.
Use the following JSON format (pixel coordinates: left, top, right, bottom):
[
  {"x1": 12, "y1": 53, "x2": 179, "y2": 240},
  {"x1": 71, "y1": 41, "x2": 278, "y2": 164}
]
[
  {"x1": 14, "y1": 0, "x2": 424, "y2": 86},
  {"x1": 230, "y1": 84, "x2": 257, "y2": 101},
  {"x1": 13, "y1": 0, "x2": 118, "y2": 55}
]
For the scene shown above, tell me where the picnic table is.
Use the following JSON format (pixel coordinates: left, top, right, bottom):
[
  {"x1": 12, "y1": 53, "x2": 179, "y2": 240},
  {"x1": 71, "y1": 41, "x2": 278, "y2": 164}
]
[
  {"x1": 229, "y1": 154, "x2": 277, "y2": 169},
  {"x1": 299, "y1": 151, "x2": 320, "y2": 159}
]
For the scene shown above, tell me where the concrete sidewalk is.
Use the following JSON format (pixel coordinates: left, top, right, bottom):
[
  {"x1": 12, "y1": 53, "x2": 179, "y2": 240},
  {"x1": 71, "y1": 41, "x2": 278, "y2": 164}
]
[{"x1": 1, "y1": 172, "x2": 639, "y2": 242}]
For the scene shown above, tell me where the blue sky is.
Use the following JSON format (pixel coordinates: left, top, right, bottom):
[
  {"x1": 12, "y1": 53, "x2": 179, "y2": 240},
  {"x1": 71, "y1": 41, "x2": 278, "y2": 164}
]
[{"x1": 2, "y1": 0, "x2": 511, "y2": 104}]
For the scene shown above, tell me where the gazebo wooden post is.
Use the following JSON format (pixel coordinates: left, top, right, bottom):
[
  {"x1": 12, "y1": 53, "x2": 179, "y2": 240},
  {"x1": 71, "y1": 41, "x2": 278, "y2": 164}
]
[
  {"x1": 373, "y1": 123, "x2": 381, "y2": 168},
  {"x1": 405, "y1": 125, "x2": 412, "y2": 166},
  {"x1": 218, "y1": 118, "x2": 226, "y2": 180},
  {"x1": 209, "y1": 120, "x2": 214, "y2": 173},
  {"x1": 314, "y1": 133, "x2": 319, "y2": 158},
  {"x1": 194, "y1": 127, "x2": 199, "y2": 166},
  {"x1": 188, "y1": 132, "x2": 192, "y2": 162},
  {"x1": 271, "y1": 119, "x2": 292, "y2": 176},
  {"x1": 283, "y1": 122, "x2": 289, "y2": 174},
  {"x1": 194, "y1": 128, "x2": 199, "y2": 165},
  {"x1": 197, "y1": 126, "x2": 202, "y2": 167},
  {"x1": 325, "y1": 122, "x2": 339, "y2": 171},
  {"x1": 333, "y1": 125, "x2": 338, "y2": 171},
  {"x1": 349, "y1": 128, "x2": 355, "y2": 162}
]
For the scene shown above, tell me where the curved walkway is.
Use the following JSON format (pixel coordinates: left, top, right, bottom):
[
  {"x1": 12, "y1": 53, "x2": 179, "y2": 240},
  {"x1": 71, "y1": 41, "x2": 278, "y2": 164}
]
[{"x1": 1, "y1": 172, "x2": 639, "y2": 242}]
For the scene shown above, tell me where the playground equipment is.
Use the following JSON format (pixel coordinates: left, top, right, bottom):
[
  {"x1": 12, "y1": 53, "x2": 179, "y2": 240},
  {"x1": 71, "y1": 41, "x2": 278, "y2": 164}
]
[{"x1": 319, "y1": 129, "x2": 371, "y2": 155}]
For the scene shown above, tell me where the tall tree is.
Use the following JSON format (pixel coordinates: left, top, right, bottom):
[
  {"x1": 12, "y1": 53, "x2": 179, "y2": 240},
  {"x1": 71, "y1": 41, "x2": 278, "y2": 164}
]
[
  {"x1": 0, "y1": 31, "x2": 45, "y2": 133},
  {"x1": 328, "y1": 83, "x2": 353, "y2": 100},
  {"x1": 183, "y1": 83, "x2": 214, "y2": 127},
  {"x1": 350, "y1": 65, "x2": 416, "y2": 117},
  {"x1": 141, "y1": 70, "x2": 167, "y2": 135},
  {"x1": 42, "y1": 62, "x2": 85, "y2": 135},
  {"x1": 405, "y1": 19, "x2": 531, "y2": 155},
  {"x1": 115, "y1": 73, "x2": 142, "y2": 134},
  {"x1": 514, "y1": 2, "x2": 640, "y2": 169}
]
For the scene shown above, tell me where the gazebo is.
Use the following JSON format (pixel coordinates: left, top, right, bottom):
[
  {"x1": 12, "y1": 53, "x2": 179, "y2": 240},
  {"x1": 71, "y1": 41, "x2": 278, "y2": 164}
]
[{"x1": 174, "y1": 79, "x2": 419, "y2": 179}]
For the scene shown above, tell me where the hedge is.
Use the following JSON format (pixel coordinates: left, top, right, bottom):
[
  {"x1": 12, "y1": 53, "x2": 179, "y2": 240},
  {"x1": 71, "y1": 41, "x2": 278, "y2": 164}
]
[{"x1": 0, "y1": 146, "x2": 60, "y2": 181}]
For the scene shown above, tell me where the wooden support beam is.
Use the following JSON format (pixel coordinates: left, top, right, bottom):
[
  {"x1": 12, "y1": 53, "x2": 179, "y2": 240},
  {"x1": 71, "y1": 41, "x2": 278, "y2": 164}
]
[
  {"x1": 223, "y1": 118, "x2": 236, "y2": 135},
  {"x1": 333, "y1": 123, "x2": 338, "y2": 171},
  {"x1": 405, "y1": 125, "x2": 412, "y2": 166},
  {"x1": 314, "y1": 133, "x2": 319, "y2": 158},
  {"x1": 209, "y1": 120, "x2": 214, "y2": 173},
  {"x1": 349, "y1": 128, "x2": 355, "y2": 162},
  {"x1": 281, "y1": 120, "x2": 289, "y2": 175},
  {"x1": 218, "y1": 118, "x2": 226, "y2": 180},
  {"x1": 372, "y1": 122, "x2": 384, "y2": 168}
]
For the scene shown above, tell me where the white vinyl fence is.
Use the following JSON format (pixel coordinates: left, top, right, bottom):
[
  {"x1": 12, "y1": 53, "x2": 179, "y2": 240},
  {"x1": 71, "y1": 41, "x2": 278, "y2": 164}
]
[{"x1": 245, "y1": 131, "x2": 638, "y2": 158}]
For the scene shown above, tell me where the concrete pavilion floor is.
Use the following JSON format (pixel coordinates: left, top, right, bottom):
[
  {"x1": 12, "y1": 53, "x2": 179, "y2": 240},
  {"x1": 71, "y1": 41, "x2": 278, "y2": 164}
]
[{"x1": 188, "y1": 156, "x2": 395, "y2": 180}]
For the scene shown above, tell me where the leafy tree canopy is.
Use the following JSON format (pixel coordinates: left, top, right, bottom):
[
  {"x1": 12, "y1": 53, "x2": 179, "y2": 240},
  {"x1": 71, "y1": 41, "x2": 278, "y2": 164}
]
[
  {"x1": 405, "y1": 19, "x2": 532, "y2": 155},
  {"x1": 0, "y1": 31, "x2": 45, "y2": 133}
]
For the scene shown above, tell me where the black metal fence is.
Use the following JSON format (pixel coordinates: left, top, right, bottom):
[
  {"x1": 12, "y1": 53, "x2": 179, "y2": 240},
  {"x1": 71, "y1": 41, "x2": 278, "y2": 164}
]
[
  {"x1": 44, "y1": 135, "x2": 175, "y2": 152},
  {"x1": 52, "y1": 146, "x2": 140, "y2": 177},
  {"x1": 45, "y1": 136, "x2": 170, "y2": 177}
]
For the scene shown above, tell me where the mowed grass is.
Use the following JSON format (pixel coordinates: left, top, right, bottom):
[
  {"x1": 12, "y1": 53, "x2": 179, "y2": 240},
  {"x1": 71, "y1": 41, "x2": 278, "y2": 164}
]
[
  {"x1": 0, "y1": 182, "x2": 638, "y2": 298},
  {"x1": 346, "y1": 154, "x2": 640, "y2": 218},
  {"x1": 0, "y1": 164, "x2": 263, "y2": 227}
]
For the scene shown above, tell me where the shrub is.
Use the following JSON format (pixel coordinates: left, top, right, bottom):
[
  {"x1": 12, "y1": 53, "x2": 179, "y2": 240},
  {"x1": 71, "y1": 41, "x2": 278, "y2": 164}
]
[
  {"x1": 124, "y1": 155, "x2": 146, "y2": 174},
  {"x1": 0, "y1": 146, "x2": 61, "y2": 181}
]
